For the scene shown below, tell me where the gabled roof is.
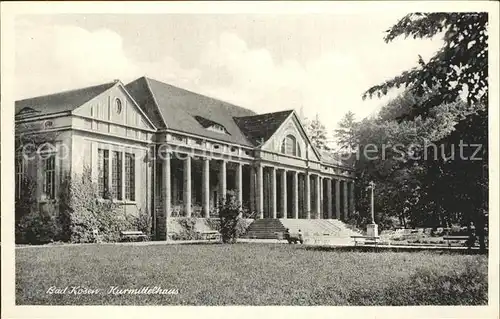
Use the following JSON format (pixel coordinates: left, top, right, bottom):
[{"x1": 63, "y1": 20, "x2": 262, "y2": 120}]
[
  {"x1": 234, "y1": 110, "x2": 294, "y2": 146},
  {"x1": 15, "y1": 81, "x2": 116, "y2": 116},
  {"x1": 126, "y1": 77, "x2": 257, "y2": 146}
]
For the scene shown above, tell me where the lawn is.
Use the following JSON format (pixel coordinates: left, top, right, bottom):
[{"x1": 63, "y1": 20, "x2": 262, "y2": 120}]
[{"x1": 16, "y1": 243, "x2": 488, "y2": 305}]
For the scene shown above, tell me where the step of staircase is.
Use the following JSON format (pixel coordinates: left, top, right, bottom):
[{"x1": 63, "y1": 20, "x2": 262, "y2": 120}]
[
  {"x1": 245, "y1": 218, "x2": 363, "y2": 239},
  {"x1": 244, "y1": 219, "x2": 287, "y2": 239}
]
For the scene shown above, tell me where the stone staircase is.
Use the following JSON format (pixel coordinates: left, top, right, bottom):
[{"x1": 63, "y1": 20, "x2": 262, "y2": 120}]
[
  {"x1": 245, "y1": 218, "x2": 363, "y2": 240},
  {"x1": 244, "y1": 219, "x2": 288, "y2": 239}
]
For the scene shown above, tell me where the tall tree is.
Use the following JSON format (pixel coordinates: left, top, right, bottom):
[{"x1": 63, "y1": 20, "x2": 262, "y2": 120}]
[
  {"x1": 304, "y1": 113, "x2": 331, "y2": 151},
  {"x1": 361, "y1": 12, "x2": 489, "y2": 251},
  {"x1": 334, "y1": 111, "x2": 359, "y2": 153},
  {"x1": 363, "y1": 13, "x2": 488, "y2": 117},
  {"x1": 351, "y1": 92, "x2": 465, "y2": 230}
]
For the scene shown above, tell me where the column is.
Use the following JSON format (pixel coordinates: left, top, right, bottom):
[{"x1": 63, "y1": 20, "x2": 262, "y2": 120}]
[
  {"x1": 202, "y1": 157, "x2": 210, "y2": 218},
  {"x1": 183, "y1": 155, "x2": 191, "y2": 217},
  {"x1": 249, "y1": 166, "x2": 255, "y2": 213},
  {"x1": 271, "y1": 166, "x2": 277, "y2": 218},
  {"x1": 343, "y1": 180, "x2": 349, "y2": 220},
  {"x1": 162, "y1": 153, "x2": 171, "y2": 240},
  {"x1": 235, "y1": 162, "x2": 243, "y2": 205},
  {"x1": 293, "y1": 171, "x2": 299, "y2": 219},
  {"x1": 91, "y1": 142, "x2": 98, "y2": 182},
  {"x1": 121, "y1": 151, "x2": 126, "y2": 201},
  {"x1": 146, "y1": 149, "x2": 152, "y2": 224},
  {"x1": 305, "y1": 172, "x2": 311, "y2": 219},
  {"x1": 281, "y1": 169, "x2": 287, "y2": 219},
  {"x1": 349, "y1": 181, "x2": 355, "y2": 216},
  {"x1": 327, "y1": 178, "x2": 333, "y2": 219},
  {"x1": 335, "y1": 179, "x2": 341, "y2": 219},
  {"x1": 256, "y1": 163, "x2": 264, "y2": 219},
  {"x1": 107, "y1": 149, "x2": 112, "y2": 197},
  {"x1": 219, "y1": 160, "x2": 227, "y2": 200},
  {"x1": 316, "y1": 175, "x2": 322, "y2": 219}
]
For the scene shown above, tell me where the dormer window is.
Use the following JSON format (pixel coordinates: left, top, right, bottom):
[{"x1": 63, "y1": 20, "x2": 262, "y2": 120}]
[
  {"x1": 194, "y1": 116, "x2": 230, "y2": 135},
  {"x1": 207, "y1": 124, "x2": 227, "y2": 134}
]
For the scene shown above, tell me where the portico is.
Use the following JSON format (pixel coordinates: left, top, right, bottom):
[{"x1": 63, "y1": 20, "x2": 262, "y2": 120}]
[{"x1": 158, "y1": 150, "x2": 355, "y2": 224}]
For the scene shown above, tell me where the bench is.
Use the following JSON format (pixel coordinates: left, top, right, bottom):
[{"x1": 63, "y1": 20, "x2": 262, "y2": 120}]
[
  {"x1": 443, "y1": 235, "x2": 470, "y2": 247},
  {"x1": 351, "y1": 235, "x2": 381, "y2": 246},
  {"x1": 120, "y1": 230, "x2": 149, "y2": 242},
  {"x1": 198, "y1": 230, "x2": 221, "y2": 241}
]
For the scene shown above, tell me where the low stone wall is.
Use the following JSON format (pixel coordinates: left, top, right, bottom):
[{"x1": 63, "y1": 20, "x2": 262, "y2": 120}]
[{"x1": 166, "y1": 217, "x2": 254, "y2": 240}]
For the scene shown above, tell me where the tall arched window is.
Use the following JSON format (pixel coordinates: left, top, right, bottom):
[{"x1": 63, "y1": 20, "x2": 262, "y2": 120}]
[{"x1": 280, "y1": 135, "x2": 300, "y2": 157}]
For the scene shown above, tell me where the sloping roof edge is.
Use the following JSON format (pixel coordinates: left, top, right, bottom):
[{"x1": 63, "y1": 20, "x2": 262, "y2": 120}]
[{"x1": 143, "y1": 77, "x2": 167, "y2": 129}]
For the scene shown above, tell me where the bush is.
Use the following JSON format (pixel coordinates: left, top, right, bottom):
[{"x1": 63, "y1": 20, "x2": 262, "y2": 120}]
[
  {"x1": 15, "y1": 177, "x2": 37, "y2": 223},
  {"x1": 218, "y1": 190, "x2": 243, "y2": 243},
  {"x1": 205, "y1": 218, "x2": 221, "y2": 231},
  {"x1": 175, "y1": 217, "x2": 200, "y2": 240},
  {"x1": 236, "y1": 218, "x2": 254, "y2": 236},
  {"x1": 59, "y1": 168, "x2": 142, "y2": 243},
  {"x1": 348, "y1": 260, "x2": 487, "y2": 305},
  {"x1": 16, "y1": 211, "x2": 62, "y2": 244},
  {"x1": 134, "y1": 208, "x2": 152, "y2": 236},
  {"x1": 15, "y1": 166, "x2": 152, "y2": 244}
]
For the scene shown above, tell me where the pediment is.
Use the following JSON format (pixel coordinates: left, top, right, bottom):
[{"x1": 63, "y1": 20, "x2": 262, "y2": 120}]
[
  {"x1": 72, "y1": 82, "x2": 155, "y2": 130},
  {"x1": 260, "y1": 112, "x2": 321, "y2": 162}
]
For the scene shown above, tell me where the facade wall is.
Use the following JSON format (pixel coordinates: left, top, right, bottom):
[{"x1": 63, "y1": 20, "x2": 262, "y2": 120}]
[
  {"x1": 15, "y1": 84, "x2": 357, "y2": 241},
  {"x1": 15, "y1": 114, "x2": 73, "y2": 203},
  {"x1": 16, "y1": 83, "x2": 156, "y2": 219},
  {"x1": 70, "y1": 130, "x2": 151, "y2": 216}
]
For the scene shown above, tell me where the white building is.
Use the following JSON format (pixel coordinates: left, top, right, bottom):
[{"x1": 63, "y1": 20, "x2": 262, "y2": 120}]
[{"x1": 15, "y1": 77, "x2": 356, "y2": 239}]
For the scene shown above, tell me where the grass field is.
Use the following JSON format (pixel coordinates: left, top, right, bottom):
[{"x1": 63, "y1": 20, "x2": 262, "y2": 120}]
[{"x1": 16, "y1": 243, "x2": 488, "y2": 305}]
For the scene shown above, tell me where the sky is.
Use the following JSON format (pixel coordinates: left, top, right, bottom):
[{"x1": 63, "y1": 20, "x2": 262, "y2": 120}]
[{"x1": 14, "y1": 14, "x2": 444, "y2": 137}]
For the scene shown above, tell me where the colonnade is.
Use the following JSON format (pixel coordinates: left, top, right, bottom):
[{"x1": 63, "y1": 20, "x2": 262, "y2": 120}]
[{"x1": 161, "y1": 154, "x2": 355, "y2": 219}]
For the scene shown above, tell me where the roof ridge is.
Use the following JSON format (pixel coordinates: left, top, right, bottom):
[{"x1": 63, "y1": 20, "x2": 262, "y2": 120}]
[
  {"x1": 16, "y1": 81, "x2": 116, "y2": 102},
  {"x1": 143, "y1": 76, "x2": 257, "y2": 115},
  {"x1": 234, "y1": 109, "x2": 294, "y2": 120}
]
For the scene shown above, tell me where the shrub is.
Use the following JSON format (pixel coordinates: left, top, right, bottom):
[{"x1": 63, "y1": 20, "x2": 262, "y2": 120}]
[
  {"x1": 59, "y1": 168, "x2": 137, "y2": 243},
  {"x1": 15, "y1": 166, "x2": 151, "y2": 244},
  {"x1": 205, "y1": 218, "x2": 221, "y2": 231},
  {"x1": 15, "y1": 176, "x2": 67, "y2": 244},
  {"x1": 16, "y1": 211, "x2": 62, "y2": 244},
  {"x1": 236, "y1": 218, "x2": 254, "y2": 236},
  {"x1": 15, "y1": 177, "x2": 37, "y2": 223},
  {"x1": 15, "y1": 177, "x2": 41, "y2": 243},
  {"x1": 134, "y1": 208, "x2": 152, "y2": 236},
  {"x1": 175, "y1": 217, "x2": 200, "y2": 240},
  {"x1": 217, "y1": 190, "x2": 243, "y2": 243}
]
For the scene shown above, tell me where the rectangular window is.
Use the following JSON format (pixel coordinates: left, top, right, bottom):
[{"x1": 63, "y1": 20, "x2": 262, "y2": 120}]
[
  {"x1": 15, "y1": 156, "x2": 24, "y2": 199},
  {"x1": 125, "y1": 153, "x2": 135, "y2": 201},
  {"x1": 112, "y1": 151, "x2": 122, "y2": 200},
  {"x1": 98, "y1": 149, "x2": 109, "y2": 198},
  {"x1": 43, "y1": 154, "x2": 56, "y2": 199}
]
